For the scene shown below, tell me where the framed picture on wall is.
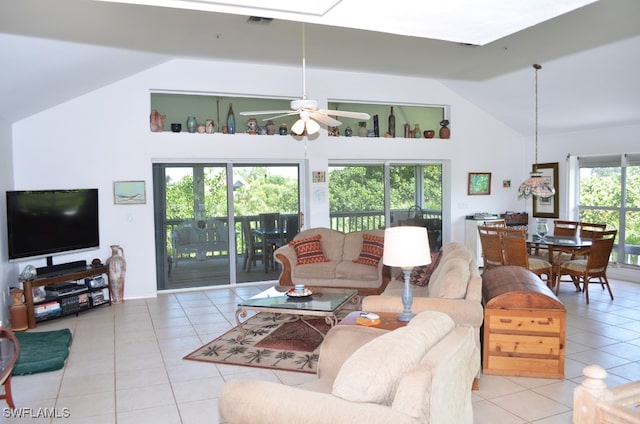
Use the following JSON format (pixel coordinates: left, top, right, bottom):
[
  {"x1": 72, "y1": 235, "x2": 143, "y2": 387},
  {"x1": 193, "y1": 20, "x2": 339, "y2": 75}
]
[
  {"x1": 532, "y1": 162, "x2": 559, "y2": 218},
  {"x1": 113, "y1": 180, "x2": 146, "y2": 205},
  {"x1": 468, "y1": 172, "x2": 492, "y2": 195}
]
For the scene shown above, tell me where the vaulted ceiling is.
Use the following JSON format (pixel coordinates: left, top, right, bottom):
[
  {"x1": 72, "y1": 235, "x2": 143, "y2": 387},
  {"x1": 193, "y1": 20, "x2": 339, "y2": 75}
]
[{"x1": 1, "y1": 0, "x2": 639, "y2": 137}]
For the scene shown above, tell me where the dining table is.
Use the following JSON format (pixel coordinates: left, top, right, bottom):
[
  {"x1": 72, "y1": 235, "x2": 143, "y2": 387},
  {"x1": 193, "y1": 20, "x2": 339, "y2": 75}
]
[{"x1": 526, "y1": 234, "x2": 593, "y2": 283}]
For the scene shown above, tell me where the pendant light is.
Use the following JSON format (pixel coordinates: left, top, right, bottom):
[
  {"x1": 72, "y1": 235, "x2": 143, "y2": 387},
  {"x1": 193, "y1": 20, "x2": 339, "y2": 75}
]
[{"x1": 518, "y1": 64, "x2": 556, "y2": 198}]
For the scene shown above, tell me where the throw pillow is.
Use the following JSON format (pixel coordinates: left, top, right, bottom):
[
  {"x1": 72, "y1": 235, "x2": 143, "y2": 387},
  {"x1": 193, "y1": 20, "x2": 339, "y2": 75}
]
[
  {"x1": 289, "y1": 234, "x2": 331, "y2": 265},
  {"x1": 332, "y1": 311, "x2": 455, "y2": 405},
  {"x1": 409, "y1": 251, "x2": 442, "y2": 286},
  {"x1": 353, "y1": 234, "x2": 385, "y2": 267}
]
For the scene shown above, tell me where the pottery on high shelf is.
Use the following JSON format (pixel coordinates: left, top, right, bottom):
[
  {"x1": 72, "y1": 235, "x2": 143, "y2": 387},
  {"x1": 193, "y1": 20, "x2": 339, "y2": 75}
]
[
  {"x1": 413, "y1": 124, "x2": 421, "y2": 138},
  {"x1": 227, "y1": 103, "x2": 236, "y2": 134},
  {"x1": 186, "y1": 116, "x2": 198, "y2": 133},
  {"x1": 279, "y1": 123, "x2": 288, "y2": 135},
  {"x1": 266, "y1": 120, "x2": 276, "y2": 135},
  {"x1": 439, "y1": 119, "x2": 450, "y2": 139},
  {"x1": 246, "y1": 118, "x2": 258, "y2": 134},
  {"x1": 205, "y1": 119, "x2": 215, "y2": 133},
  {"x1": 358, "y1": 122, "x2": 368, "y2": 137},
  {"x1": 170, "y1": 123, "x2": 182, "y2": 133},
  {"x1": 388, "y1": 106, "x2": 396, "y2": 137},
  {"x1": 424, "y1": 129, "x2": 435, "y2": 138}
]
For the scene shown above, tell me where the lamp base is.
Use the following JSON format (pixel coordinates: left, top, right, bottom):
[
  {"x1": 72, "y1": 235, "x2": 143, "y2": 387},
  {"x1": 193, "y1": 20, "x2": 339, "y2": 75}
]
[
  {"x1": 397, "y1": 268, "x2": 414, "y2": 322},
  {"x1": 397, "y1": 311, "x2": 414, "y2": 322}
]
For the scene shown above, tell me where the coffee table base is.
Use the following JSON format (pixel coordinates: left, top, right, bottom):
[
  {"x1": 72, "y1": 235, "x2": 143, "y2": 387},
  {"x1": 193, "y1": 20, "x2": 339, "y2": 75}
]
[{"x1": 234, "y1": 306, "x2": 350, "y2": 341}]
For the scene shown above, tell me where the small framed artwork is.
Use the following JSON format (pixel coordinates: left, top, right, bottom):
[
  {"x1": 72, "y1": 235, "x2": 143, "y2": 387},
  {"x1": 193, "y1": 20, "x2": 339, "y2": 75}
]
[
  {"x1": 532, "y1": 162, "x2": 559, "y2": 218},
  {"x1": 113, "y1": 180, "x2": 146, "y2": 205},
  {"x1": 503, "y1": 180, "x2": 511, "y2": 188},
  {"x1": 468, "y1": 172, "x2": 492, "y2": 195}
]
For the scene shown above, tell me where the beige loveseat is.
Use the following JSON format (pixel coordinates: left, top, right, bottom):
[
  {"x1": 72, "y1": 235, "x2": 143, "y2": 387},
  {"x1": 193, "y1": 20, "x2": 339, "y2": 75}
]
[
  {"x1": 219, "y1": 311, "x2": 480, "y2": 424},
  {"x1": 273, "y1": 227, "x2": 391, "y2": 296},
  {"x1": 362, "y1": 242, "x2": 484, "y2": 351}
]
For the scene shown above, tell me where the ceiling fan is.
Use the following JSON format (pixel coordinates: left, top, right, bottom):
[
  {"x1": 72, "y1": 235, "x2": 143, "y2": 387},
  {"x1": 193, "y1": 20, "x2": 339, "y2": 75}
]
[{"x1": 240, "y1": 23, "x2": 370, "y2": 136}]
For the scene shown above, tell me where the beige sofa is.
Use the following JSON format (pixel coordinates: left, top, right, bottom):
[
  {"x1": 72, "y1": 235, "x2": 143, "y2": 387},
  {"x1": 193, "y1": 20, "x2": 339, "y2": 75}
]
[
  {"x1": 273, "y1": 227, "x2": 391, "y2": 295},
  {"x1": 362, "y1": 242, "x2": 484, "y2": 351},
  {"x1": 219, "y1": 311, "x2": 480, "y2": 424}
]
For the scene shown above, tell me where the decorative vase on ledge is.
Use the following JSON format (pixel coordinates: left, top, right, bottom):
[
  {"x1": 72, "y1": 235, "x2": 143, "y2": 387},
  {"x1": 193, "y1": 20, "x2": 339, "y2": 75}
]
[
  {"x1": 186, "y1": 116, "x2": 197, "y2": 133},
  {"x1": 227, "y1": 104, "x2": 236, "y2": 134},
  {"x1": 106, "y1": 245, "x2": 126, "y2": 304},
  {"x1": 439, "y1": 120, "x2": 450, "y2": 139}
]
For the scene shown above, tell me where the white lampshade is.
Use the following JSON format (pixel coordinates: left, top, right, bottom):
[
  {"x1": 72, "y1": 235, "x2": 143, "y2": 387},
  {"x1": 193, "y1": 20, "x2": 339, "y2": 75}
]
[{"x1": 382, "y1": 226, "x2": 431, "y2": 268}]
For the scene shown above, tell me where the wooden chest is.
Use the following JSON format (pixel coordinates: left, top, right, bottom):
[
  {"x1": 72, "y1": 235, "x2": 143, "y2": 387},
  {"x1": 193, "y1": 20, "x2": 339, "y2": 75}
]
[{"x1": 482, "y1": 266, "x2": 566, "y2": 378}]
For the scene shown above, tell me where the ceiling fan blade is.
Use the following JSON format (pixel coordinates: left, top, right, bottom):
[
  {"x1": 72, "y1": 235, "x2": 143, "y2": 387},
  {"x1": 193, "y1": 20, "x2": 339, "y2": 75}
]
[
  {"x1": 310, "y1": 112, "x2": 342, "y2": 127},
  {"x1": 239, "y1": 110, "x2": 292, "y2": 116},
  {"x1": 258, "y1": 111, "x2": 299, "y2": 121},
  {"x1": 319, "y1": 109, "x2": 371, "y2": 120}
]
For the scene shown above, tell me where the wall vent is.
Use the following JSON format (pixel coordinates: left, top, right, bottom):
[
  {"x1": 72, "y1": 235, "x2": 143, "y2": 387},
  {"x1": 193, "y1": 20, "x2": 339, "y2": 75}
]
[{"x1": 247, "y1": 16, "x2": 273, "y2": 24}]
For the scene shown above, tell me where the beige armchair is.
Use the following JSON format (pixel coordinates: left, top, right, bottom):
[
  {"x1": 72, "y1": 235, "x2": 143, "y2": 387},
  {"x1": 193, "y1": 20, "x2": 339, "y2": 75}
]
[{"x1": 219, "y1": 311, "x2": 479, "y2": 424}]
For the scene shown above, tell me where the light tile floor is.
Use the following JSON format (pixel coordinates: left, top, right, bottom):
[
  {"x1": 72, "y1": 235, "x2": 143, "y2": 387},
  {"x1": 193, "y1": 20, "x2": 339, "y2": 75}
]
[{"x1": 6, "y1": 278, "x2": 640, "y2": 423}]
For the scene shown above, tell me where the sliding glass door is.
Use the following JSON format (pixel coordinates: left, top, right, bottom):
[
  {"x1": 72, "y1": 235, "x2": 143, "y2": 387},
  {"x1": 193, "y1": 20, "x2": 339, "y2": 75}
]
[
  {"x1": 153, "y1": 162, "x2": 300, "y2": 290},
  {"x1": 232, "y1": 165, "x2": 300, "y2": 283}
]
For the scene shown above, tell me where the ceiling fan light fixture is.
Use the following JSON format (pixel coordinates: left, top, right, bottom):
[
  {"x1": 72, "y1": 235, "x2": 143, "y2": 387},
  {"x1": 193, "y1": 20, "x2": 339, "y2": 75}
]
[
  {"x1": 291, "y1": 118, "x2": 306, "y2": 136},
  {"x1": 291, "y1": 116, "x2": 320, "y2": 136}
]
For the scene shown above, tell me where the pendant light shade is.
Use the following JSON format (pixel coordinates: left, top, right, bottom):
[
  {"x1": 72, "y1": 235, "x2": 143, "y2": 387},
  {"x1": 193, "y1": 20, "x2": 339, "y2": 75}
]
[
  {"x1": 518, "y1": 64, "x2": 556, "y2": 199},
  {"x1": 518, "y1": 170, "x2": 556, "y2": 197}
]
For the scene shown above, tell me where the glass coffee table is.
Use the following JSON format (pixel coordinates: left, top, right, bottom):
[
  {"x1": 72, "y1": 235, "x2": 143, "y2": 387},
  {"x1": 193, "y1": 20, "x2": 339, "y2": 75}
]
[{"x1": 235, "y1": 286, "x2": 358, "y2": 340}]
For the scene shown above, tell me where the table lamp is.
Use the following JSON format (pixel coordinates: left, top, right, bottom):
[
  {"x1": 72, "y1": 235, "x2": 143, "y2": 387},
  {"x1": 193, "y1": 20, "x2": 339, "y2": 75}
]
[{"x1": 382, "y1": 226, "x2": 431, "y2": 321}]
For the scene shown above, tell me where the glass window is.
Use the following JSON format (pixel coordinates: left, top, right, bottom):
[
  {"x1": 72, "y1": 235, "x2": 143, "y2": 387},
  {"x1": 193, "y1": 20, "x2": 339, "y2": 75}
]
[{"x1": 577, "y1": 154, "x2": 640, "y2": 266}]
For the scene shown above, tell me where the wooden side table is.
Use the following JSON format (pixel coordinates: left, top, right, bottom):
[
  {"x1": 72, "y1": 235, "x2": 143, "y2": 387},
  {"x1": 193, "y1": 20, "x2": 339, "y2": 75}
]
[{"x1": 339, "y1": 311, "x2": 409, "y2": 331}]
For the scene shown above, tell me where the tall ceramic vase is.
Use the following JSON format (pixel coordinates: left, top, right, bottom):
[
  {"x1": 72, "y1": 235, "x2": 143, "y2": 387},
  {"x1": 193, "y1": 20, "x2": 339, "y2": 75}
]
[{"x1": 106, "y1": 245, "x2": 126, "y2": 304}]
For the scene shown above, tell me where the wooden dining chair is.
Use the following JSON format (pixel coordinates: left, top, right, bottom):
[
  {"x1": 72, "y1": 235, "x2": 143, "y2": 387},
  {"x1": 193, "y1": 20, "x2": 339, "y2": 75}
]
[
  {"x1": 579, "y1": 222, "x2": 607, "y2": 238},
  {"x1": 0, "y1": 327, "x2": 20, "y2": 409},
  {"x1": 548, "y1": 220, "x2": 582, "y2": 264},
  {"x1": 483, "y1": 219, "x2": 506, "y2": 227},
  {"x1": 477, "y1": 225, "x2": 503, "y2": 270},
  {"x1": 241, "y1": 218, "x2": 264, "y2": 272},
  {"x1": 553, "y1": 220, "x2": 580, "y2": 236},
  {"x1": 283, "y1": 214, "x2": 300, "y2": 244},
  {"x1": 500, "y1": 227, "x2": 553, "y2": 287},
  {"x1": 573, "y1": 222, "x2": 607, "y2": 259},
  {"x1": 259, "y1": 213, "x2": 282, "y2": 272},
  {"x1": 555, "y1": 229, "x2": 617, "y2": 304}
]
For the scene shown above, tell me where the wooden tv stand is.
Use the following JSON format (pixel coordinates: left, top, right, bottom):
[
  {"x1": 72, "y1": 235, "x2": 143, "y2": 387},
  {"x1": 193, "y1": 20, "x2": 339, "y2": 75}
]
[{"x1": 22, "y1": 265, "x2": 111, "y2": 329}]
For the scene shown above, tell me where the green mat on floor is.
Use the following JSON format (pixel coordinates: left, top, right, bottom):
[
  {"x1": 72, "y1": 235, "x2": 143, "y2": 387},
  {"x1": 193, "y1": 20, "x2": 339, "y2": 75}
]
[{"x1": 13, "y1": 328, "x2": 73, "y2": 375}]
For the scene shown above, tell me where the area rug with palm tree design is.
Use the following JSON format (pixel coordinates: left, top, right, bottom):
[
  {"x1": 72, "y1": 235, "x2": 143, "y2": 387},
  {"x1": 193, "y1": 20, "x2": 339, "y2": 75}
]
[{"x1": 184, "y1": 312, "x2": 344, "y2": 374}]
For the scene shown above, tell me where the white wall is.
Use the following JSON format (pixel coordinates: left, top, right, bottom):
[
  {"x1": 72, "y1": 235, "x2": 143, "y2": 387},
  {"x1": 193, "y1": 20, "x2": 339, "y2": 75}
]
[
  {"x1": 0, "y1": 117, "x2": 17, "y2": 326},
  {"x1": 9, "y1": 58, "x2": 530, "y2": 300}
]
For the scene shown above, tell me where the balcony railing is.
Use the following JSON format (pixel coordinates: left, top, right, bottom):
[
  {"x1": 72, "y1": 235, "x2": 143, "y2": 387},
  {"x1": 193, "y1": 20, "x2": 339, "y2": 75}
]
[{"x1": 166, "y1": 209, "x2": 443, "y2": 258}]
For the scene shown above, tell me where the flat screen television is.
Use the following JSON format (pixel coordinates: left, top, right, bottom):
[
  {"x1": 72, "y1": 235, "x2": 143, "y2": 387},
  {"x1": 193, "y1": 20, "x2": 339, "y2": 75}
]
[{"x1": 6, "y1": 189, "x2": 99, "y2": 266}]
